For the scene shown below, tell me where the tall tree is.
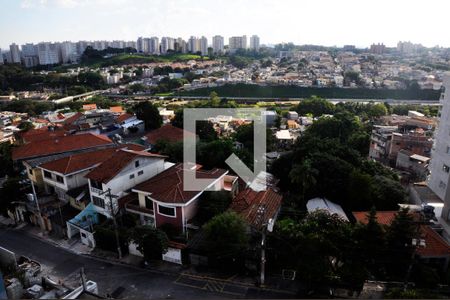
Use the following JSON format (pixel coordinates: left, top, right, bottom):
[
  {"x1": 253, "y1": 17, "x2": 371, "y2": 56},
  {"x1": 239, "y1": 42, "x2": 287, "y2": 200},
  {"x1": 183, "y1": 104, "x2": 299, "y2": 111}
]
[
  {"x1": 129, "y1": 226, "x2": 169, "y2": 261},
  {"x1": 134, "y1": 101, "x2": 162, "y2": 130}
]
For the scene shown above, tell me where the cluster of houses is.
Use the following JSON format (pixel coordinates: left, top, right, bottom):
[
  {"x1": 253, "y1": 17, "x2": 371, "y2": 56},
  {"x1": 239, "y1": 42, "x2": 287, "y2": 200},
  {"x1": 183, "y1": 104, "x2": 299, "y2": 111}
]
[
  {"x1": 6, "y1": 107, "x2": 284, "y2": 266},
  {"x1": 369, "y1": 110, "x2": 437, "y2": 180}
]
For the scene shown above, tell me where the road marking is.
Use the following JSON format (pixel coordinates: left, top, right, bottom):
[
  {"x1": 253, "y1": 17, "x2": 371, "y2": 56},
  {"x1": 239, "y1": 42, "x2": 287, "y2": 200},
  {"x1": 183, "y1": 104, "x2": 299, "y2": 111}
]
[{"x1": 174, "y1": 274, "x2": 246, "y2": 296}]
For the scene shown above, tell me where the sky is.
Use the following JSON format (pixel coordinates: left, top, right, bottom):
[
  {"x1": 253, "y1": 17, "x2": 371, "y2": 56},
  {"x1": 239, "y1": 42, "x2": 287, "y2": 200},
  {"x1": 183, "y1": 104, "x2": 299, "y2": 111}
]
[{"x1": 1, "y1": 0, "x2": 450, "y2": 49}]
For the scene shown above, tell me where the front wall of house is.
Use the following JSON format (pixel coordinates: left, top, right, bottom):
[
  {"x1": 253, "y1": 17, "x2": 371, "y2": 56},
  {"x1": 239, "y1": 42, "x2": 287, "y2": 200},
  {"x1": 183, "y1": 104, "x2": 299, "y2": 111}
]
[
  {"x1": 108, "y1": 158, "x2": 165, "y2": 195},
  {"x1": 155, "y1": 205, "x2": 183, "y2": 230}
]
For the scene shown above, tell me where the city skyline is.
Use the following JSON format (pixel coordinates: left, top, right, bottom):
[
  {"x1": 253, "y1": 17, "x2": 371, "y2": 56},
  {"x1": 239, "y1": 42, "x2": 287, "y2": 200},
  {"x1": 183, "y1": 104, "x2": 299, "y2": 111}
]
[{"x1": 1, "y1": 0, "x2": 450, "y2": 49}]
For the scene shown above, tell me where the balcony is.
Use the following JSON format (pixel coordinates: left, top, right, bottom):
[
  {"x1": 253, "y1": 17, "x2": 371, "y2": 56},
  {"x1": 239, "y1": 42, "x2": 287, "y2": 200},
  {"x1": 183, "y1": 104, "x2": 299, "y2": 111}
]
[
  {"x1": 125, "y1": 199, "x2": 154, "y2": 216},
  {"x1": 90, "y1": 186, "x2": 103, "y2": 194}
]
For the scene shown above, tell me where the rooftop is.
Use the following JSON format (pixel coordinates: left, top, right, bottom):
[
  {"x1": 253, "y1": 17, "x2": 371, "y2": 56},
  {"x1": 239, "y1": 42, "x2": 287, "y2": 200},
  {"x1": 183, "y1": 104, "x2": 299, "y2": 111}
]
[
  {"x1": 144, "y1": 124, "x2": 195, "y2": 145},
  {"x1": 133, "y1": 163, "x2": 227, "y2": 204},
  {"x1": 229, "y1": 187, "x2": 282, "y2": 230},
  {"x1": 85, "y1": 149, "x2": 166, "y2": 184},
  {"x1": 12, "y1": 133, "x2": 113, "y2": 161}
]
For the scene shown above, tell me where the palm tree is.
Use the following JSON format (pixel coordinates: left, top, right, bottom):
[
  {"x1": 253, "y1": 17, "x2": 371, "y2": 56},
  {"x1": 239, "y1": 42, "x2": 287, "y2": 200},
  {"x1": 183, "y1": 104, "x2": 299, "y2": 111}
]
[{"x1": 289, "y1": 158, "x2": 319, "y2": 200}]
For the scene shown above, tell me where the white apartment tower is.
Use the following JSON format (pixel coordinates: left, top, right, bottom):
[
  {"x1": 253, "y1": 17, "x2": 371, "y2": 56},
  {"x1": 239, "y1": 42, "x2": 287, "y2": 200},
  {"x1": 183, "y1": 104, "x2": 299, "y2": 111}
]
[
  {"x1": 250, "y1": 35, "x2": 260, "y2": 51},
  {"x1": 21, "y1": 43, "x2": 39, "y2": 68},
  {"x1": 37, "y1": 42, "x2": 61, "y2": 65},
  {"x1": 149, "y1": 37, "x2": 160, "y2": 54},
  {"x1": 212, "y1": 35, "x2": 224, "y2": 54},
  {"x1": 200, "y1": 36, "x2": 208, "y2": 56},
  {"x1": 428, "y1": 74, "x2": 450, "y2": 220},
  {"x1": 161, "y1": 37, "x2": 175, "y2": 54},
  {"x1": 9, "y1": 43, "x2": 21, "y2": 63},
  {"x1": 188, "y1": 36, "x2": 199, "y2": 53}
]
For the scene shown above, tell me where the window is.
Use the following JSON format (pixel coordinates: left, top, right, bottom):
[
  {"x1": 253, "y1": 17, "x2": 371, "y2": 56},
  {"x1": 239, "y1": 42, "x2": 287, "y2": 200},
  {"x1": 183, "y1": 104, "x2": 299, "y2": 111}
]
[
  {"x1": 90, "y1": 180, "x2": 102, "y2": 190},
  {"x1": 92, "y1": 196, "x2": 105, "y2": 208},
  {"x1": 145, "y1": 197, "x2": 153, "y2": 210},
  {"x1": 29, "y1": 168, "x2": 33, "y2": 175},
  {"x1": 443, "y1": 164, "x2": 450, "y2": 173},
  {"x1": 56, "y1": 175, "x2": 64, "y2": 184},
  {"x1": 44, "y1": 170, "x2": 52, "y2": 179},
  {"x1": 135, "y1": 160, "x2": 140, "y2": 168},
  {"x1": 138, "y1": 170, "x2": 144, "y2": 176},
  {"x1": 158, "y1": 205, "x2": 175, "y2": 217},
  {"x1": 129, "y1": 174, "x2": 135, "y2": 179}
]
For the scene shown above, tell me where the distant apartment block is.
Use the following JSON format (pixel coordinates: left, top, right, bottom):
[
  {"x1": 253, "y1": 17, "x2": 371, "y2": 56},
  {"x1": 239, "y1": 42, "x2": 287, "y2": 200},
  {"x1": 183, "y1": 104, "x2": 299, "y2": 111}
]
[
  {"x1": 249, "y1": 35, "x2": 260, "y2": 51},
  {"x1": 229, "y1": 35, "x2": 247, "y2": 51},
  {"x1": 212, "y1": 35, "x2": 224, "y2": 54}
]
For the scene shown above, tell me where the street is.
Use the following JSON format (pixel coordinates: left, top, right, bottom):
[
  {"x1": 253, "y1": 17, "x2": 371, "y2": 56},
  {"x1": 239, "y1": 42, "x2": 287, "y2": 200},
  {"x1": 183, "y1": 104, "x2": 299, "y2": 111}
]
[{"x1": 0, "y1": 228, "x2": 233, "y2": 299}]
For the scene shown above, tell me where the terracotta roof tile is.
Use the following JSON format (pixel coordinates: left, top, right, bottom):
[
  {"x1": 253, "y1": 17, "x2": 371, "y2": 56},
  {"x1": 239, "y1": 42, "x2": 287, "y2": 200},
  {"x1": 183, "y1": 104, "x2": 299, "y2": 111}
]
[
  {"x1": 12, "y1": 133, "x2": 113, "y2": 161},
  {"x1": 116, "y1": 113, "x2": 133, "y2": 123},
  {"x1": 20, "y1": 127, "x2": 67, "y2": 143},
  {"x1": 40, "y1": 147, "x2": 120, "y2": 175},
  {"x1": 133, "y1": 163, "x2": 227, "y2": 204},
  {"x1": 417, "y1": 225, "x2": 450, "y2": 257},
  {"x1": 85, "y1": 149, "x2": 167, "y2": 184},
  {"x1": 230, "y1": 188, "x2": 282, "y2": 230},
  {"x1": 144, "y1": 124, "x2": 195, "y2": 145},
  {"x1": 353, "y1": 211, "x2": 399, "y2": 226},
  {"x1": 110, "y1": 106, "x2": 125, "y2": 114},
  {"x1": 63, "y1": 112, "x2": 84, "y2": 125}
]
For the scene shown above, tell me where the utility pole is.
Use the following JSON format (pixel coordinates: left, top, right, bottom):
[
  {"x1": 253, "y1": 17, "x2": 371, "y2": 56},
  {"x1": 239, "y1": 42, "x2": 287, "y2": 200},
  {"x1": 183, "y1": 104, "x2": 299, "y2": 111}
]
[
  {"x1": 80, "y1": 267, "x2": 87, "y2": 291},
  {"x1": 100, "y1": 188, "x2": 122, "y2": 259}
]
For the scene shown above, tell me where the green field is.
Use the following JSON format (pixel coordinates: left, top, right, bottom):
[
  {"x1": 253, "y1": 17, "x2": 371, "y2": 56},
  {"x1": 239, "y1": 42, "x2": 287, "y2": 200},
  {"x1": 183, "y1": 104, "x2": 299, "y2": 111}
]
[{"x1": 178, "y1": 83, "x2": 441, "y2": 100}]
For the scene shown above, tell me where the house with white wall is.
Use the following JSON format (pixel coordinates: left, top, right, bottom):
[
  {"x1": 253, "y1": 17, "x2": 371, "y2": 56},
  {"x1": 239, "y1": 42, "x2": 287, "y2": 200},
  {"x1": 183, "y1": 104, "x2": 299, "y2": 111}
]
[{"x1": 85, "y1": 149, "x2": 168, "y2": 218}]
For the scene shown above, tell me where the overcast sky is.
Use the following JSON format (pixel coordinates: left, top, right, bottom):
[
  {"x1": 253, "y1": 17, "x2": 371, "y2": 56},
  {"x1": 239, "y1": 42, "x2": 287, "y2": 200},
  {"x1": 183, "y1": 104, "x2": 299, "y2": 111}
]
[{"x1": 1, "y1": 0, "x2": 449, "y2": 49}]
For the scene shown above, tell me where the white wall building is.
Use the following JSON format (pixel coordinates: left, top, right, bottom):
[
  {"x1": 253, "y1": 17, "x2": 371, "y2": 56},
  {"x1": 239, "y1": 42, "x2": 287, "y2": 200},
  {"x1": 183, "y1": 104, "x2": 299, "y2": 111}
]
[
  {"x1": 249, "y1": 35, "x2": 260, "y2": 51},
  {"x1": 428, "y1": 74, "x2": 450, "y2": 220},
  {"x1": 212, "y1": 35, "x2": 224, "y2": 54},
  {"x1": 200, "y1": 36, "x2": 208, "y2": 56},
  {"x1": 37, "y1": 42, "x2": 61, "y2": 65},
  {"x1": 188, "y1": 36, "x2": 199, "y2": 53},
  {"x1": 9, "y1": 43, "x2": 21, "y2": 63}
]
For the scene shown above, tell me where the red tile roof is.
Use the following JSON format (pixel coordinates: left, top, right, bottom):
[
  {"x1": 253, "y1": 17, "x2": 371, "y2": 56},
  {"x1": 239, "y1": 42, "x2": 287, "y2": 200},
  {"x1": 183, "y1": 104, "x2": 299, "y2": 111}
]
[
  {"x1": 85, "y1": 149, "x2": 167, "y2": 184},
  {"x1": 230, "y1": 188, "x2": 282, "y2": 230},
  {"x1": 12, "y1": 133, "x2": 113, "y2": 161},
  {"x1": 133, "y1": 163, "x2": 227, "y2": 204},
  {"x1": 19, "y1": 127, "x2": 67, "y2": 143},
  {"x1": 116, "y1": 113, "x2": 133, "y2": 123},
  {"x1": 417, "y1": 226, "x2": 450, "y2": 257},
  {"x1": 110, "y1": 106, "x2": 125, "y2": 114},
  {"x1": 144, "y1": 124, "x2": 195, "y2": 145},
  {"x1": 63, "y1": 112, "x2": 84, "y2": 125},
  {"x1": 40, "y1": 147, "x2": 120, "y2": 175},
  {"x1": 353, "y1": 211, "x2": 399, "y2": 226}
]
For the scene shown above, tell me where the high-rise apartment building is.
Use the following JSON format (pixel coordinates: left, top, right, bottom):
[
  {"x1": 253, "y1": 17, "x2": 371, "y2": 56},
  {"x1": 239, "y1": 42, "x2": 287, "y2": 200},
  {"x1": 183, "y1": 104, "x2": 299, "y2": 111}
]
[
  {"x1": 369, "y1": 43, "x2": 385, "y2": 55},
  {"x1": 175, "y1": 38, "x2": 187, "y2": 53},
  {"x1": 21, "y1": 43, "x2": 39, "y2": 68},
  {"x1": 60, "y1": 41, "x2": 78, "y2": 63},
  {"x1": 200, "y1": 36, "x2": 208, "y2": 56},
  {"x1": 250, "y1": 35, "x2": 260, "y2": 51},
  {"x1": 161, "y1": 37, "x2": 175, "y2": 54},
  {"x1": 428, "y1": 75, "x2": 450, "y2": 220},
  {"x1": 188, "y1": 36, "x2": 199, "y2": 53},
  {"x1": 229, "y1": 35, "x2": 247, "y2": 51},
  {"x1": 212, "y1": 35, "x2": 224, "y2": 54},
  {"x1": 37, "y1": 42, "x2": 61, "y2": 65},
  {"x1": 9, "y1": 43, "x2": 21, "y2": 63}
]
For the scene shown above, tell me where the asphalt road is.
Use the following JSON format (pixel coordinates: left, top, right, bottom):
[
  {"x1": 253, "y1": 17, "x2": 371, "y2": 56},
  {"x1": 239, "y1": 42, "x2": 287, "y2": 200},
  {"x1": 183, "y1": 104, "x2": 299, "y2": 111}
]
[{"x1": 0, "y1": 228, "x2": 232, "y2": 299}]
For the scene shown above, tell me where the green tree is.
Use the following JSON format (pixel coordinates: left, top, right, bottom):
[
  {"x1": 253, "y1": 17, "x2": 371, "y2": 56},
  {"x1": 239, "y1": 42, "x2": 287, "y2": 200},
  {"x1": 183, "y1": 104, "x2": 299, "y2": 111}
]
[
  {"x1": 295, "y1": 96, "x2": 335, "y2": 117},
  {"x1": 196, "y1": 120, "x2": 217, "y2": 141},
  {"x1": 204, "y1": 211, "x2": 249, "y2": 259},
  {"x1": 289, "y1": 158, "x2": 319, "y2": 200},
  {"x1": 0, "y1": 178, "x2": 22, "y2": 217},
  {"x1": 129, "y1": 226, "x2": 169, "y2": 261},
  {"x1": 18, "y1": 121, "x2": 34, "y2": 132},
  {"x1": 197, "y1": 191, "x2": 232, "y2": 223},
  {"x1": 133, "y1": 101, "x2": 162, "y2": 130}
]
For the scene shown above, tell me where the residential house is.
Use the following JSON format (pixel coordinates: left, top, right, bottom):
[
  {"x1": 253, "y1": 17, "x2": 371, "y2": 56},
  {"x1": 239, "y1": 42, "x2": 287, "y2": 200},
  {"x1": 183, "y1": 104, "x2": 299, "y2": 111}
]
[
  {"x1": 396, "y1": 149, "x2": 430, "y2": 180},
  {"x1": 127, "y1": 163, "x2": 230, "y2": 232},
  {"x1": 85, "y1": 149, "x2": 168, "y2": 218},
  {"x1": 142, "y1": 124, "x2": 196, "y2": 149}
]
